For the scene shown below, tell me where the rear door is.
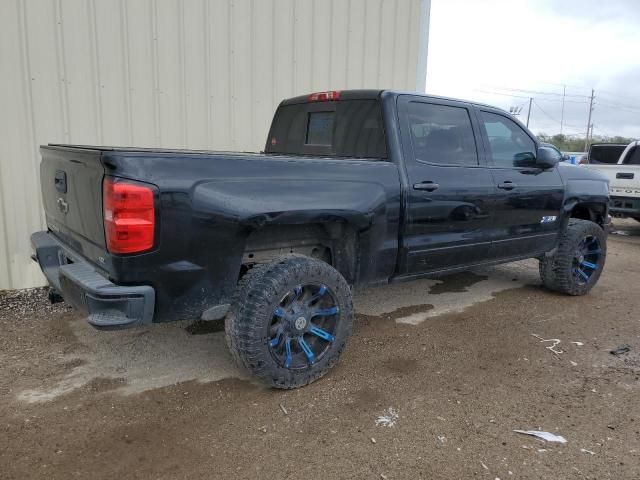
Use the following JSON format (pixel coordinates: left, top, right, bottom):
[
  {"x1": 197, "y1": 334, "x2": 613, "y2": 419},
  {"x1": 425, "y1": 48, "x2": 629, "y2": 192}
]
[
  {"x1": 397, "y1": 95, "x2": 496, "y2": 274},
  {"x1": 40, "y1": 146, "x2": 107, "y2": 261},
  {"x1": 477, "y1": 110, "x2": 564, "y2": 258}
]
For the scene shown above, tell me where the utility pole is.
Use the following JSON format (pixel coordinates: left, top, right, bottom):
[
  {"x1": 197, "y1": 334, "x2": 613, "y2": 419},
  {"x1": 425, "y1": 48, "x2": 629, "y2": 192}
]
[
  {"x1": 526, "y1": 97, "x2": 533, "y2": 127},
  {"x1": 560, "y1": 84, "x2": 566, "y2": 135},
  {"x1": 584, "y1": 88, "x2": 595, "y2": 151}
]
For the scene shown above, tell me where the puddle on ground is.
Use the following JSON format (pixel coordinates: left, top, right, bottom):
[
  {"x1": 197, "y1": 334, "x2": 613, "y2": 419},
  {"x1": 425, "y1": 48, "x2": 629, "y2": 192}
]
[
  {"x1": 354, "y1": 260, "x2": 538, "y2": 325},
  {"x1": 427, "y1": 271, "x2": 488, "y2": 294}
]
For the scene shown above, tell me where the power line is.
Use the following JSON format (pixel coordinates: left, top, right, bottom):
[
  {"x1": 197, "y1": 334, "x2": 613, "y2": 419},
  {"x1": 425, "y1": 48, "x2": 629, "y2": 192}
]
[
  {"x1": 474, "y1": 89, "x2": 530, "y2": 99},
  {"x1": 531, "y1": 100, "x2": 583, "y2": 129},
  {"x1": 592, "y1": 126, "x2": 616, "y2": 138},
  {"x1": 474, "y1": 85, "x2": 637, "y2": 137},
  {"x1": 536, "y1": 80, "x2": 593, "y2": 92},
  {"x1": 474, "y1": 89, "x2": 588, "y2": 104},
  {"x1": 479, "y1": 84, "x2": 640, "y2": 108},
  {"x1": 595, "y1": 89, "x2": 640, "y2": 106},
  {"x1": 595, "y1": 101, "x2": 640, "y2": 114},
  {"x1": 533, "y1": 100, "x2": 561, "y2": 124},
  {"x1": 535, "y1": 97, "x2": 588, "y2": 105},
  {"x1": 482, "y1": 85, "x2": 591, "y2": 99}
]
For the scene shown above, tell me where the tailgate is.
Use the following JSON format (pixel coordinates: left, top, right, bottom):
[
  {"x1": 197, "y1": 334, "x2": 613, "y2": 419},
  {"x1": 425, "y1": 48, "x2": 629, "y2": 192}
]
[
  {"x1": 610, "y1": 168, "x2": 640, "y2": 198},
  {"x1": 40, "y1": 145, "x2": 107, "y2": 255},
  {"x1": 585, "y1": 164, "x2": 640, "y2": 198}
]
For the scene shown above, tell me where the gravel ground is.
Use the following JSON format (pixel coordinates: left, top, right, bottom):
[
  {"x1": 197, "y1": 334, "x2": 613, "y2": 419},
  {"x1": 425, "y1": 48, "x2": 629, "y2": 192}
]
[{"x1": 1, "y1": 219, "x2": 639, "y2": 479}]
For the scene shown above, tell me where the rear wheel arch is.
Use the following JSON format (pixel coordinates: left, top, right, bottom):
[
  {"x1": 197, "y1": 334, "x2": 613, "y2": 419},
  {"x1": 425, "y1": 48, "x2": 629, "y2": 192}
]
[{"x1": 240, "y1": 221, "x2": 361, "y2": 284}]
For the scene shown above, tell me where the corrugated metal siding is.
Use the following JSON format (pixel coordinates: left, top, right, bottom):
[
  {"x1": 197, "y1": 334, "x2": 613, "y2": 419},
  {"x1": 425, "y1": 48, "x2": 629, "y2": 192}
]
[{"x1": 0, "y1": 0, "x2": 429, "y2": 290}]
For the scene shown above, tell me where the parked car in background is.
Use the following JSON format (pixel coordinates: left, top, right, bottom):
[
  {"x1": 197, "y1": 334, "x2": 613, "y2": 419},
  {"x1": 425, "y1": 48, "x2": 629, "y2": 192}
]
[
  {"x1": 563, "y1": 151, "x2": 588, "y2": 165},
  {"x1": 31, "y1": 90, "x2": 610, "y2": 389},
  {"x1": 584, "y1": 141, "x2": 640, "y2": 221}
]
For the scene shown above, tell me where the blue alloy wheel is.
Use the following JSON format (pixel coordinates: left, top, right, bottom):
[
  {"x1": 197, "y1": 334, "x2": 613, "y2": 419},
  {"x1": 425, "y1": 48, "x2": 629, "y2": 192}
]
[
  {"x1": 268, "y1": 283, "x2": 339, "y2": 369},
  {"x1": 539, "y1": 218, "x2": 607, "y2": 296},
  {"x1": 572, "y1": 235, "x2": 602, "y2": 285},
  {"x1": 225, "y1": 255, "x2": 353, "y2": 388}
]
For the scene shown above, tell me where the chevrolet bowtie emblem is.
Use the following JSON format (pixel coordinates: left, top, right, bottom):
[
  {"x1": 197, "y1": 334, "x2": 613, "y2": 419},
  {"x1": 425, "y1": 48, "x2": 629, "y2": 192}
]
[{"x1": 57, "y1": 197, "x2": 69, "y2": 214}]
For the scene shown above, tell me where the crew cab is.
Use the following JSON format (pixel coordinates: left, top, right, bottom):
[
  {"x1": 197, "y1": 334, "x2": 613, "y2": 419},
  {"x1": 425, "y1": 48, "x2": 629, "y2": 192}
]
[
  {"x1": 32, "y1": 90, "x2": 610, "y2": 388},
  {"x1": 584, "y1": 140, "x2": 640, "y2": 221}
]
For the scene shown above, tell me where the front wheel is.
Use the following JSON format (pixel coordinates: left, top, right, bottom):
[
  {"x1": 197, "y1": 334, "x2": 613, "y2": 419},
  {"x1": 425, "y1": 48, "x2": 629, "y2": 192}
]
[
  {"x1": 539, "y1": 219, "x2": 607, "y2": 295},
  {"x1": 225, "y1": 255, "x2": 353, "y2": 389}
]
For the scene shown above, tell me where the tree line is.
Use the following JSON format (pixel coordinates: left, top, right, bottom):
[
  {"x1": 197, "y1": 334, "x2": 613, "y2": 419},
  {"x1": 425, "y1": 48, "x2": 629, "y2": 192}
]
[{"x1": 536, "y1": 133, "x2": 636, "y2": 152}]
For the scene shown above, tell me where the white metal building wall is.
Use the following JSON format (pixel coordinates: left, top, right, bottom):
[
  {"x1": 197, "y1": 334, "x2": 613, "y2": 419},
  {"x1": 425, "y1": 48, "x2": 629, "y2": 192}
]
[{"x1": 0, "y1": 0, "x2": 430, "y2": 290}]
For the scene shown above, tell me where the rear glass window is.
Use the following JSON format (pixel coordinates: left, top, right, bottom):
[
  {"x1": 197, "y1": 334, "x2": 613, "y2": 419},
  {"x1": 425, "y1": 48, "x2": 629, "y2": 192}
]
[
  {"x1": 306, "y1": 112, "x2": 334, "y2": 145},
  {"x1": 589, "y1": 145, "x2": 626, "y2": 164},
  {"x1": 266, "y1": 99, "x2": 387, "y2": 159}
]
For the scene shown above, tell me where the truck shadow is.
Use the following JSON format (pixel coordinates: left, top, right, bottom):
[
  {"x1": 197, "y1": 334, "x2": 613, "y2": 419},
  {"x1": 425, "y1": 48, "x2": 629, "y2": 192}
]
[{"x1": 17, "y1": 261, "x2": 541, "y2": 403}]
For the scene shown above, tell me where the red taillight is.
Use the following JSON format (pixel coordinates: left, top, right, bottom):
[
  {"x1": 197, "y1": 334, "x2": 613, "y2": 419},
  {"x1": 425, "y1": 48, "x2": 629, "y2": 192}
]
[
  {"x1": 103, "y1": 178, "x2": 155, "y2": 254},
  {"x1": 307, "y1": 90, "x2": 341, "y2": 102}
]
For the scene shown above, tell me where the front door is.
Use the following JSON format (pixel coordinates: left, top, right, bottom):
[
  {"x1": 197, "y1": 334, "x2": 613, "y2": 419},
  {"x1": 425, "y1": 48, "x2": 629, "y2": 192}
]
[
  {"x1": 398, "y1": 96, "x2": 497, "y2": 274},
  {"x1": 477, "y1": 109, "x2": 564, "y2": 259}
]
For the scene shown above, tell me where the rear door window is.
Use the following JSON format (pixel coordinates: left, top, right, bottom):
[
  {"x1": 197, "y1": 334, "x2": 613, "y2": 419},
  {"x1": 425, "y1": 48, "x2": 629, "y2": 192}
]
[{"x1": 406, "y1": 102, "x2": 479, "y2": 166}]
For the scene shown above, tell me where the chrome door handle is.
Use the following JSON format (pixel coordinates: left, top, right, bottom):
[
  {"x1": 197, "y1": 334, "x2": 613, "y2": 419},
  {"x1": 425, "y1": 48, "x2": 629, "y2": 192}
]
[
  {"x1": 413, "y1": 182, "x2": 439, "y2": 192},
  {"x1": 497, "y1": 181, "x2": 516, "y2": 190}
]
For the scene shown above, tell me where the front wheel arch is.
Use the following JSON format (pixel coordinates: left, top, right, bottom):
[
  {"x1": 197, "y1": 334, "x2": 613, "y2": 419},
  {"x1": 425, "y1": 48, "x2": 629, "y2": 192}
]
[{"x1": 565, "y1": 201, "x2": 608, "y2": 228}]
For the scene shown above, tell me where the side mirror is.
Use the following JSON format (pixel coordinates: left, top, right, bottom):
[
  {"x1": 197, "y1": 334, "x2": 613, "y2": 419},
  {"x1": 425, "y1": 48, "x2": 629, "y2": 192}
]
[{"x1": 536, "y1": 146, "x2": 561, "y2": 169}]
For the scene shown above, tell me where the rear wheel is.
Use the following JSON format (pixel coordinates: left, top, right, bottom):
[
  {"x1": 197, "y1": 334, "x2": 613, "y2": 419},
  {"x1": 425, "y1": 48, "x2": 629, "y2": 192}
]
[
  {"x1": 633, "y1": 217, "x2": 640, "y2": 223},
  {"x1": 539, "y1": 219, "x2": 606, "y2": 295},
  {"x1": 225, "y1": 255, "x2": 353, "y2": 389}
]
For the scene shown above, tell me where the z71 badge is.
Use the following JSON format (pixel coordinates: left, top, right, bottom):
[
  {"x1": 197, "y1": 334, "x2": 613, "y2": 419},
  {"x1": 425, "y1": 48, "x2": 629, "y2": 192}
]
[{"x1": 540, "y1": 215, "x2": 557, "y2": 223}]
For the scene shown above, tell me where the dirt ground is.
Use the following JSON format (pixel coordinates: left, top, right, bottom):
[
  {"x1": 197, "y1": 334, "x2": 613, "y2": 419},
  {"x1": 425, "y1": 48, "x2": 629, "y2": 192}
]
[{"x1": 1, "y1": 219, "x2": 639, "y2": 480}]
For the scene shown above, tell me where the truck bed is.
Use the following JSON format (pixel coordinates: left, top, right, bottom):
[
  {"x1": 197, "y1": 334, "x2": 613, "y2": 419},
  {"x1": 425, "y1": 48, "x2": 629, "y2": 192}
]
[{"x1": 38, "y1": 143, "x2": 402, "y2": 323}]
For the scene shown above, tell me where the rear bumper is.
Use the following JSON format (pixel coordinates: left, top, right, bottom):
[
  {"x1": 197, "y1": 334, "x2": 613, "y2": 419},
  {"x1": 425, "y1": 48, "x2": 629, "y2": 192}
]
[
  {"x1": 610, "y1": 196, "x2": 640, "y2": 217},
  {"x1": 30, "y1": 231, "x2": 155, "y2": 330}
]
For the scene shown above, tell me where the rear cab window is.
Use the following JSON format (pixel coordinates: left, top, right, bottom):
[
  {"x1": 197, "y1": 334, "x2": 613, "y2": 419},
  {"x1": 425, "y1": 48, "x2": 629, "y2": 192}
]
[
  {"x1": 589, "y1": 144, "x2": 627, "y2": 164},
  {"x1": 406, "y1": 101, "x2": 479, "y2": 166},
  {"x1": 265, "y1": 96, "x2": 387, "y2": 160}
]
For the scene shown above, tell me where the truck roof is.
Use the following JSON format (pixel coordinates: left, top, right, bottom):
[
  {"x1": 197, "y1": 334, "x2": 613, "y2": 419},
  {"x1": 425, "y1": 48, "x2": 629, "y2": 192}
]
[
  {"x1": 45, "y1": 90, "x2": 509, "y2": 155},
  {"x1": 280, "y1": 89, "x2": 502, "y2": 111}
]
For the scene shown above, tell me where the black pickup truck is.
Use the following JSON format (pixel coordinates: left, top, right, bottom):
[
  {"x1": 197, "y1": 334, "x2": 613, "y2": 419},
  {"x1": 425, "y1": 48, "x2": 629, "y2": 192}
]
[{"x1": 32, "y1": 89, "x2": 610, "y2": 388}]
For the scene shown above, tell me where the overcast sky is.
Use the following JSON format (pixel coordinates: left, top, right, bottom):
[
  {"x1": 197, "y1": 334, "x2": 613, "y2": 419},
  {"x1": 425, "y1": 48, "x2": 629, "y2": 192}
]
[{"x1": 426, "y1": 0, "x2": 640, "y2": 139}]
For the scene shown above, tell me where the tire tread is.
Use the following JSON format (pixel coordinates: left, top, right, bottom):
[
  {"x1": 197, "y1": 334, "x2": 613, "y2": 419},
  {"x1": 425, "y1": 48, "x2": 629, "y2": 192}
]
[
  {"x1": 225, "y1": 255, "x2": 353, "y2": 389},
  {"x1": 539, "y1": 219, "x2": 606, "y2": 296}
]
